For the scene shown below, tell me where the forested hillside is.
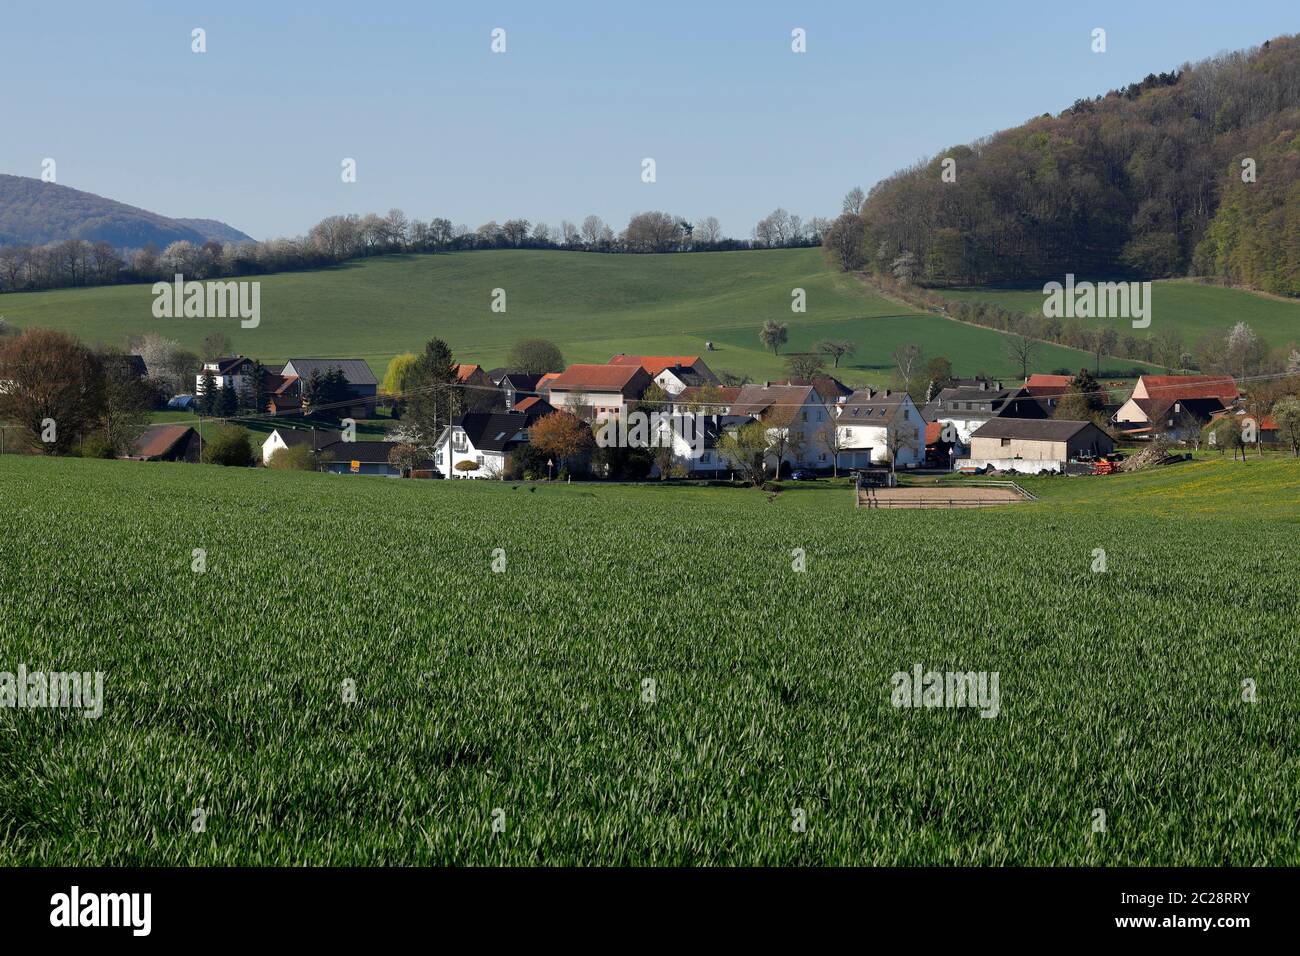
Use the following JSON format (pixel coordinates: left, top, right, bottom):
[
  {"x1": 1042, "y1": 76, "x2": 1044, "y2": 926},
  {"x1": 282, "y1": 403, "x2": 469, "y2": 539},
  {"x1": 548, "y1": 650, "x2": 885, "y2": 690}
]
[
  {"x1": 851, "y1": 35, "x2": 1300, "y2": 295},
  {"x1": 0, "y1": 174, "x2": 251, "y2": 251}
]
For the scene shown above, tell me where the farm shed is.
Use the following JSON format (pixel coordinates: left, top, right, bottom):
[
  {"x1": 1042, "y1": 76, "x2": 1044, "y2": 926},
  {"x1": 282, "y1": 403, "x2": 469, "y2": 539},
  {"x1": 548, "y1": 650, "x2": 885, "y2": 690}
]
[
  {"x1": 963, "y1": 419, "x2": 1113, "y2": 474},
  {"x1": 123, "y1": 424, "x2": 201, "y2": 463}
]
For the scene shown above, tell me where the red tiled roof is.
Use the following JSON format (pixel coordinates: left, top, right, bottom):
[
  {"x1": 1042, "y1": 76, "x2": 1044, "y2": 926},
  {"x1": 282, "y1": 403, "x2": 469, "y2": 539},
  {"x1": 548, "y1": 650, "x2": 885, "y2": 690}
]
[
  {"x1": 454, "y1": 363, "x2": 483, "y2": 382},
  {"x1": 608, "y1": 354, "x2": 701, "y2": 376},
  {"x1": 925, "y1": 422, "x2": 943, "y2": 444},
  {"x1": 548, "y1": 364, "x2": 649, "y2": 394},
  {"x1": 1023, "y1": 374, "x2": 1073, "y2": 397},
  {"x1": 1138, "y1": 375, "x2": 1238, "y2": 403},
  {"x1": 513, "y1": 396, "x2": 544, "y2": 411}
]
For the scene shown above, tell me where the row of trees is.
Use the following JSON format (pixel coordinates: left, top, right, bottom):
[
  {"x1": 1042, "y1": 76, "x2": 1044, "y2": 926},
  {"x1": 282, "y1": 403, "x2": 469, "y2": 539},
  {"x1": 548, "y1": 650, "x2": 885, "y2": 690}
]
[{"x1": 0, "y1": 203, "x2": 830, "y2": 294}]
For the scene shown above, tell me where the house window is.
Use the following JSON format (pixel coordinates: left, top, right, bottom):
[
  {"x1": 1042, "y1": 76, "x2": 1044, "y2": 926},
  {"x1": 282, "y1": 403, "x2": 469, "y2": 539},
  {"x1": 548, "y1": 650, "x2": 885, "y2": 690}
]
[
  {"x1": 801, "y1": 411, "x2": 808, "y2": 422},
  {"x1": 452, "y1": 432, "x2": 467, "y2": 452},
  {"x1": 845, "y1": 428, "x2": 853, "y2": 437},
  {"x1": 1000, "y1": 437, "x2": 1011, "y2": 447},
  {"x1": 903, "y1": 409, "x2": 910, "y2": 420},
  {"x1": 476, "y1": 454, "x2": 484, "y2": 466}
]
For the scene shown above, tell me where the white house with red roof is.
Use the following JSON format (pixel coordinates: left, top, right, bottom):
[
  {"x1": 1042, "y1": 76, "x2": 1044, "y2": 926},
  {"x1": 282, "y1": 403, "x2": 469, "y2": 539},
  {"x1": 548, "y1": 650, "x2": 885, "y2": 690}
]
[
  {"x1": 1113, "y1": 374, "x2": 1239, "y2": 428},
  {"x1": 546, "y1": 364, "x2": 653, "y2": 419},
  {"x1": 607, "y1": 354, "x2": 719, "y2": 395}
]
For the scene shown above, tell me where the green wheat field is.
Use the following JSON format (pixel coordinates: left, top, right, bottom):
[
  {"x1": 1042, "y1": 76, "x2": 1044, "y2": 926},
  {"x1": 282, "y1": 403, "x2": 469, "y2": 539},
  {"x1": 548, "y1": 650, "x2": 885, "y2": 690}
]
[{"x1": 1, "y1": 454, "x2": 1297, "y2": 864}]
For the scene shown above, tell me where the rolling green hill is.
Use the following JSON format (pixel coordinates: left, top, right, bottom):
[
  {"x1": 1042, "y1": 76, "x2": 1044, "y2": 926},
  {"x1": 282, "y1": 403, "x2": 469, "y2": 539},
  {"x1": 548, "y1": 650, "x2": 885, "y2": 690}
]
[
  {"x1": 940, "y1": 280, "x2": 1300, "y2": 350},
  {"x1": 0, "y1": 248, "x2": 1130, "y2": 386}
]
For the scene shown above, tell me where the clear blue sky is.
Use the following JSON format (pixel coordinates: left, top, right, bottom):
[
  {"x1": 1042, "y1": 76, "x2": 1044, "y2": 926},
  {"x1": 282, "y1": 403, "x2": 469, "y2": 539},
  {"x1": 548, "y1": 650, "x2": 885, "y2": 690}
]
[{"x1": 3, "y1": 1, "x2": 1296, "y2": 241}]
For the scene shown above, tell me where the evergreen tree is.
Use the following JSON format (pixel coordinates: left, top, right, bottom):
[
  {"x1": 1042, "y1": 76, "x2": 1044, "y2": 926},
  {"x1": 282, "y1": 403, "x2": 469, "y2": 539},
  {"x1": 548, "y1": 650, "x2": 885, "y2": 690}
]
[
  {"x1": 405, "y1": 339, "x2": 461, "y2": 444},
  {"x1": 242, "y1": 360, "x2": 267, "y2": 415},
  {"x1": 199, "y1": 368, "x2": 218, "y2": 415},
  {"x1": 218, "y1": 380, "x2": 238, "y2": 417}
]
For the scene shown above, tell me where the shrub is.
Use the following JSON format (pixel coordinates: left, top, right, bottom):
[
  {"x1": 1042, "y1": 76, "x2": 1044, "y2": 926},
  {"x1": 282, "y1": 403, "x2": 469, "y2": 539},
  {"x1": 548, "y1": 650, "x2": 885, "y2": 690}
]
[
  {"x1": 203, "y1": 425, "x2": 254, "y2": 467},
  {"x1": 267, "y1": 444, "x2": 315, "y2": 471},
  {"x1": 81, "y1": 434, "x2": 117, "y2": 459}
]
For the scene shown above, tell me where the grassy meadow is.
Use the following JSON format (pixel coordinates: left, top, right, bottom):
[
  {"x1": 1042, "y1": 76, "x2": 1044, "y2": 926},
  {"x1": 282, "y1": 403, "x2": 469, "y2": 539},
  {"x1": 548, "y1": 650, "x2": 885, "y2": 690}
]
[
  {"x1": 940, "y1": 279, "x2": 1300, "y2": 350},
  {"x1": 2, "y1": 454, "x2": 1297, "y2": 865},
  {"x1": 0, "y1": 248, "x2": 1117, "y2": 387}
]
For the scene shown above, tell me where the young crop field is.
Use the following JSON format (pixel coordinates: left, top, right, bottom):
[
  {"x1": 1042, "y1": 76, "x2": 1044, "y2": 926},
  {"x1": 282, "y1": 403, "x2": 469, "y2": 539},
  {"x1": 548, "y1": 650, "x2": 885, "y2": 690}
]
[
  {"x1": 0, "y1": 247, "x2": 1114, "y2": 388},
  {"x1": 1, "y1": 455, "x2": 1298, "y2": 865}
]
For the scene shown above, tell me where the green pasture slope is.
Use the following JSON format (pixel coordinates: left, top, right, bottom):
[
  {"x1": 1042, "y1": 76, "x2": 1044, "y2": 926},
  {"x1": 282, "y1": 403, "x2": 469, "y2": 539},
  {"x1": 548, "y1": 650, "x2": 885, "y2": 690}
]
[
  {"x1": 0, "y1": 248, "x2": 1115, "y2": 387},
  {"x1": 1, "y1": 454, "x2": 1297, "y2": 865},
  {"x1": 941, "y1": 280, "x2": 1300, "y2": 351}
]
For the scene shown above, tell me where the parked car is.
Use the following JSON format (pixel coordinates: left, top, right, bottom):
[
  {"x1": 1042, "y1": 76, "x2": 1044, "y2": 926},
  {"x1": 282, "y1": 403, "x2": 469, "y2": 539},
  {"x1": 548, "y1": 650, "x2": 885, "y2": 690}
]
[{"x1": 789, "y1": 470, "x2": 815, "y2": 481}]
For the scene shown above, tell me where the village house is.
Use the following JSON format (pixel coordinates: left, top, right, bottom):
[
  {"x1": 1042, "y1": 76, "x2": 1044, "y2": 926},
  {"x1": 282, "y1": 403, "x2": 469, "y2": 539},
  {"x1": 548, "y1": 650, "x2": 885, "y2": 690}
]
[
  {"x1": 260, "y1": 426, "x2": 342, "y2": 465},
  {"x1": 833, "y1": 387, "x2": 925, "y2": 470},
  {"x1": 546, "y1": 364, "x2": 652, "y2": 420},
  {"x1": 725, "y1": 382, "x2": 832, "y2": 475},
  {"x1": 317, "y1": 440, "x2": 412, "y2": 476},
  {"x1": 783, "y1": 375, "x2": 854, "y2": 402},
  {"x1": 495, "y1": 372, "x2": 546, "y2": 409},
  {"x1": 1021, "y1": 373, "x2": 1074, "y2": 414},
  {"x1": 1116, "y1": 397, "x2": 1225, "y2": 441},
  {"x1": 1112, "y1": 374, "x2": 1239, "y2": 430},
  {"x1": 963, "y1": 419, "x2": 1114, "y2": 474},
  {"x1": 922, "y1": 379, "x2": 1047, "y2": 444},
  {"x1": 454, "y1": 363, "x2": 493, "y2": 391},
  {"x1": 433, "y1": 409, "x2": 540, "y2": 479},
  {"x1": 608, "y1": 354, "x2": 720, "y2": 395},
  {"x1": 275, "y1": 358, "x2": 379, "y2": 418},
  {"x1": 671, "y1": 385, "x2": 742, "y2": 415},
  {"x1": 195, "y1": 356, "x2": 256, "y2": 399}
]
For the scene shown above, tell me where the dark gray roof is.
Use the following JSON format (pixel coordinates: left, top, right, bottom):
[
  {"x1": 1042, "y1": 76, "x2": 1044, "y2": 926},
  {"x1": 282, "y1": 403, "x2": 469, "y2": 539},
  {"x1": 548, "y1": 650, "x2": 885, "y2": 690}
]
[
  {"x1": 271, "y1": 427, "x2": 341, "y2": 451},
  {"x1": 500, "y1": 372, "x2": 544, "y2": 392},
  {"x1": 317, "y1": 440, "x2": 398, "y2": 463},
  {"x1": 282, "y1": 358, "x2": 377, "y2": 386},
  {"x1": 454, "y1": 412, "x2": 533, "y2": 452},
  {"x1": 210, "y1": 356, "x2": 255, "y2": 375},
  {"x1": 971, "y1": 419, "x2": 1102, "y2": 441},
  {"x1": 840, "y1": 388, "x2": 911, "y2": 420},
  {"x1": 923, "y1": 385, "x2": 1046, "y2": 422}
]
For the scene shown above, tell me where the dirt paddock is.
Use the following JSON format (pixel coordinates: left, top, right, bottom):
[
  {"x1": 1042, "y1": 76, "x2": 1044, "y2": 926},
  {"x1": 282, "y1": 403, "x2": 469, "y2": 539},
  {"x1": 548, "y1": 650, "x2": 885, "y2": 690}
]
[{"x1": 857, "y1": 485, "x2": 1032, "y2": 509}]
